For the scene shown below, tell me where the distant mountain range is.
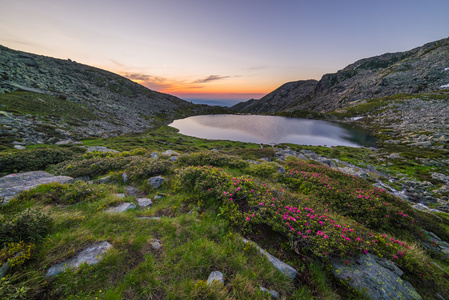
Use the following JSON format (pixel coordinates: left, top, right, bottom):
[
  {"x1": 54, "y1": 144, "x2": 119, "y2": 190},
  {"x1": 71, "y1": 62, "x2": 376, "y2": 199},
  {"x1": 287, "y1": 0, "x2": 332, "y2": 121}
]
[{"x1": 233, "y1": 37, "x2": 449, "y2": 113}]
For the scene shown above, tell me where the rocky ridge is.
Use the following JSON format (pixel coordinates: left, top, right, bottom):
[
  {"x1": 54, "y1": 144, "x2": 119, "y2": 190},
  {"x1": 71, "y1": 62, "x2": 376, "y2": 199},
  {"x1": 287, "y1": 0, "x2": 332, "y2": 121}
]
[
  {"x1": 0, "y1": 45, "x2": 223, "y2": 147},
  {"x1": 234, "y1": 37, "x2": 449, "y2": 113}
]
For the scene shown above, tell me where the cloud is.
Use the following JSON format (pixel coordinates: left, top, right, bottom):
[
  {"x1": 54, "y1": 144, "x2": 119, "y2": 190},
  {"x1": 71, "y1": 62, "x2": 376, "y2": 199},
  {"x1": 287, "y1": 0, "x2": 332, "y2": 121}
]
[
  {"x1": 121, "y1": 72, "x2": 204, "y2": 93},
  {"x1": 193, "y1": 75, "x2": 231, "y2": 84}
]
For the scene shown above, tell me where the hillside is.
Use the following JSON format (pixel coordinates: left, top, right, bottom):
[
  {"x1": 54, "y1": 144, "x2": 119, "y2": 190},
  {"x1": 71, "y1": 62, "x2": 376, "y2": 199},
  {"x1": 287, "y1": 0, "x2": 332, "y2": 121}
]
[
  {"x1": 1, "y1": 129, "x2": 449, "y2": 299},
  {"x1": 0, "y1": 45, "x2": 228, "y2": 149},
  {"x1": 233, "y1": 37, "x2": 449, "y2": 113}
]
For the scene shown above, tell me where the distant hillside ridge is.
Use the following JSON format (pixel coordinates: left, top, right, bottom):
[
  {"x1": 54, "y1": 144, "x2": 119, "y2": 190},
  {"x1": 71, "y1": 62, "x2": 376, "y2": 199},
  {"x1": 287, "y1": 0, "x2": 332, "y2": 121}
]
[
  {"x1": 233, "y1": 37, "x2": 449, "y2": 113},
  {"x1": 0, "y1": 45, "x2": 198, "y2": 138}
]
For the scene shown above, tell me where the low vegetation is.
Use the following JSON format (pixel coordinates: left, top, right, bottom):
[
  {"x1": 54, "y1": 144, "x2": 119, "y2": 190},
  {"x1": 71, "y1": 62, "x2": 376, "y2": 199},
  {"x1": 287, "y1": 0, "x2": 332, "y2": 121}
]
[{"x1": 1, "y1": 137, "x2": 448, "y2": 299}]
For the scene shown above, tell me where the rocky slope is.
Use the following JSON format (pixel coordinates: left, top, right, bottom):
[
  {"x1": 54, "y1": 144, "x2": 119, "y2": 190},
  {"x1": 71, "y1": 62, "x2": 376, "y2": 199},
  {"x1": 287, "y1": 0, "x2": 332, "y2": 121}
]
[
  {"x1": 232, "y1": 80, "x2": 317, "y2": 113},
  {"x1": 0, "y1": 45, "x2": 217, "y2": 146},
  {"x1": 234, "y1": 37, "x2": 449, "y2": 113}
]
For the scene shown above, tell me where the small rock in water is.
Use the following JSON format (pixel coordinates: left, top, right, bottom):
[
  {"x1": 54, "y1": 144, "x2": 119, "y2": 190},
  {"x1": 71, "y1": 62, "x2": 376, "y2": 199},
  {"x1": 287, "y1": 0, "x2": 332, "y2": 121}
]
[{"x1": 207, "y1": 271, "x2": 224, "y2": 285}]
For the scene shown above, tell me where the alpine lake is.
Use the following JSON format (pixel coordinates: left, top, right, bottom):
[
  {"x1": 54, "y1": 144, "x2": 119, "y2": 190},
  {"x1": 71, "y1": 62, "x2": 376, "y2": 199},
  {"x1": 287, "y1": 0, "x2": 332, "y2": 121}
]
[{"x1": 169, "y1": 114, "x2": 376, "y2": 147}]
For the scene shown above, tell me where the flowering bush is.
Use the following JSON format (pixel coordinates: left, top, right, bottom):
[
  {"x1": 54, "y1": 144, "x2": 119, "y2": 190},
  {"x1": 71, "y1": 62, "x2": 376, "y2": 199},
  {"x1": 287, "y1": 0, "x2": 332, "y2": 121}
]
[
  {"x1": 173, "y1": 165, "x2": 436, "y2": 262},
  {"x1": 279, "y1": 158, "x2": 449, "y2": 241},
  {"x1": 0, "y1": 241, "x2": 34, "y2": 267}
]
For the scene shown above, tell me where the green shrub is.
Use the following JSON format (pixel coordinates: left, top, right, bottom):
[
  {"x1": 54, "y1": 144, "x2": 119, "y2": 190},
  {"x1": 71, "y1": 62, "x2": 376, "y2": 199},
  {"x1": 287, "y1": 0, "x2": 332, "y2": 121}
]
[
  {"x1": 0, "y1": 277, "x2": 29, "y2": 300},
  {"x1": 246, "y1": 162, "x2": 278, "y2": 179},
  {"x1": 0, "y1": 148, "x2": 81, "y2": 175},
  {"x1": 50, "y1": 156, "x2": 172, "y2": 179},
  {"x1": 50, "y1": 156, "x2": 135, "y2": 178},
  {"x1": 0, "y1": 209, "x2": 52, "y2": 248},
  {"x1": 176, "y1": 151, "x2": 247, "y2": 169},
  {"x1": 124, "y1": 157, "x2": 172, "y2": 180},
  {"x1": 14, "y1": 182, "x2": 101, "y2": 205},
  {"x1": 0, "y1": 241, "x2": 35, "y2": 267}
]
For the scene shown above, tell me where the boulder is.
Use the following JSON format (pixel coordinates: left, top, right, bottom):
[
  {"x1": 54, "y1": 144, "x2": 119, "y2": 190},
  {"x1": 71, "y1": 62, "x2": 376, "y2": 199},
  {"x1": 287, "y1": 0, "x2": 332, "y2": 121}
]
[
  {"x1": 161, "y1": 150, "x2": 180, "y2": 156},
  {"x1": 106, "y1": 202, "x2": 136, "y2": 213},
  {"x1": 96, "y1": 175, "x2": 112, "y2": 184},
  {"x1": 420, "y1": 230, "x2": 449, "y2": 260},
  {"x1": 124, "y1": 186, "x2": 140, "y2": 197},
  {"x1": 0, "y1": 171, "x2": 74, "y2": 204},
  {"x1": 331, "y1": 253, "x2": 421, "y2": 299},
  {"x1": 259, "y1": 286, "x2": 279, "y2": 299},
  {"x1": 151, "y1": 239, "x2": 162, "y2": 250},
  {"x1": 14, "y1": 145, "x2": 26, "y2": 150},
  {"x1": 137, "y1": 198, "x2": 153, "y2": 208},
  {"x1": 207, "y1": 271, "x2": 224, "y2": 285},
  {"x1": 46, "y1": 241, "x2": 112, "y2": 277},
  {"x1": 275, "y1": 164, "x2": 286, "y2": 174},
  {"x1": 148, "y1": 176, "x2": 165, "y2": 188}
]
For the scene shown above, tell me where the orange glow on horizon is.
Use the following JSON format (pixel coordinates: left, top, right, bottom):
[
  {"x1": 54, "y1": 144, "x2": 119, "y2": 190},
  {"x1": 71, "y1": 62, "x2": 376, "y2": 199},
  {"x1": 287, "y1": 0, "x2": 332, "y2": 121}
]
[{"x1": 126, "y1": 77, "x2": 271, "y2": 100}]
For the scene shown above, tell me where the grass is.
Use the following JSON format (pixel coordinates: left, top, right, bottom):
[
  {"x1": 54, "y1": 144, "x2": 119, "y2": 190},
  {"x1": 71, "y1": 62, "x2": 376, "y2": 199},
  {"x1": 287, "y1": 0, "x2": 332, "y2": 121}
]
[
  {"x1": 0, "y1": 91, "x2": 99, "y2": 121},
  {"x1": 1, "y1": 121, "x2": 449, "y2": 299}
]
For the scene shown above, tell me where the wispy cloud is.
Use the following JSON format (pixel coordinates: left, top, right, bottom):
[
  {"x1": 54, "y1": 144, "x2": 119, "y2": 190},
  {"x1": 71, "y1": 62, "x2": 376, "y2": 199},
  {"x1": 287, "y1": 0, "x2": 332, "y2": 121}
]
[
  {"x1": 193, "y1": 75, "x2": 231, "y2": 84},
  {"x1": 121, "y1": 72, "x2": 203, "y2": 92}
]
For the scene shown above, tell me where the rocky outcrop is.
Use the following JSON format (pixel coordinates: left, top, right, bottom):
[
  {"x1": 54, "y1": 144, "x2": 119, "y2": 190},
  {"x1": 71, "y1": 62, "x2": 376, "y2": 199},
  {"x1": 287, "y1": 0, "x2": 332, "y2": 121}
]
[
  {"x1": 0, "y1": 171, "x2": 73, "y2": 204},
  {"x1": 240, "y1": 237, "x2": 297, "y2": 280},
  {"x1": 233, "y1": 37, "x2": 449, "y2": 113},
  {"x1": 332, "y1": 253, "x2": 421, "y2": 299},
  {"x1": 46, "y1": 241, "x2": 112, "y2": 277}
]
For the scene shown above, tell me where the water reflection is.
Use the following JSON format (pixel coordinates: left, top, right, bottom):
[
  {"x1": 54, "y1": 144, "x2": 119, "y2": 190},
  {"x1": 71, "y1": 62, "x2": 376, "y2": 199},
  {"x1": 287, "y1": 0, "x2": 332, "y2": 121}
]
[{"x1": 169, "y1": 115, "x2": 376, "y2": 147}]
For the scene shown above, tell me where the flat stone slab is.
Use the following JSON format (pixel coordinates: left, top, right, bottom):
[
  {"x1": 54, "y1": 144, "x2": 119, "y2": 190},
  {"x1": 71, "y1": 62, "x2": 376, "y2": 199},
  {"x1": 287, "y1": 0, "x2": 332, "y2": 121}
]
[
  {"x1": 331, "y1": 253, "x2": 421, "y2": 300},
  {"x1": 0, "y1": 171, "x2": 74, "y2": 203},
  {"x1": 240, "y1": 237, "x2": 297, "y2": 280},
  {"x1": 207, "y1": 271, "x2": 224, "y2": 285},
  {"x1": 137, "y1": 198, "x2": 153, "y2": 208},
  {"x1": 106, "y1": 202, "x2": 136, "y2": 213},
  {"x1": 46, "y1": 241, "x2": 112, "y2": 277}
]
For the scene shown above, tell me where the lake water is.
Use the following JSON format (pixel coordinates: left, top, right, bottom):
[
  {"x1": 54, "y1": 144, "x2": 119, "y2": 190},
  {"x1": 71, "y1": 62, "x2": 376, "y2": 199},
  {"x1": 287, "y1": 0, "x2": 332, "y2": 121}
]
[{"x1": 169, "y1": 114, "x2": 376, "y2": 147}]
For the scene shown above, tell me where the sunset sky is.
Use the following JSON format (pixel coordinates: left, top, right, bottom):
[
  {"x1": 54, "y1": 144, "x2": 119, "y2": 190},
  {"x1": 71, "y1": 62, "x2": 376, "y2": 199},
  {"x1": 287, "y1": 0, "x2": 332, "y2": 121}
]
[{"x1": 1, "y1": 0, "x2": 448, "y2": 105}]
